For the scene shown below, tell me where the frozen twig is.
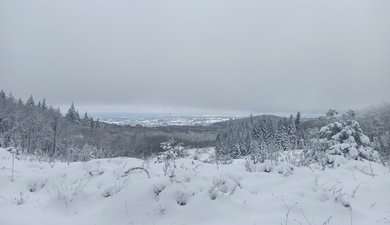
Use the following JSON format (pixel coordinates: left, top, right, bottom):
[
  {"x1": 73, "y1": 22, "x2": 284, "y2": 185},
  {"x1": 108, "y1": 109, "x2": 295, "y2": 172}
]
[
  {"x1": 122, "y1": 167, "x2": 150, "y2": 179},
  {"x1": 351, "y1": 183, "x2": 361, "y2": 198},
  {"x1": 349, "y1": 208, "x2": 353, "y2": 225},
  {"x1": 368, "y1": 160, "x2": 374, "y2": 179},
  {"x1": 229, "y1": 183, "x2": 242, "y2": 197},
  {"x1": 299, "y1": 208, "x2": 314, "y2": 225},
  {"x1": 321, "y1": 216, "x2": 332, "y2": 225},
  {"x1": 281, "y1": 199, "x2": 297, "y2": 225}
]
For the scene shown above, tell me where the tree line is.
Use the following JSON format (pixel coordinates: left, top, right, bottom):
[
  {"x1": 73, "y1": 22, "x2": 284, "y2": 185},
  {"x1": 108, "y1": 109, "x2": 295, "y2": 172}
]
[
  {"x1": 0, "y1": 90, "x2": 102, "y2": 160},
  {"x1": 0, "y1": 90, "x2": 217, "y2": 161},
  {"x1": 1, "y1": 89, "x2": 388, "y2": 164},
  {"x1": 215, "y1": 108, "x2": 390, "y2": 164},
  {"x1": 215, "y1": 113, "x2": 305, "y2": 162}
]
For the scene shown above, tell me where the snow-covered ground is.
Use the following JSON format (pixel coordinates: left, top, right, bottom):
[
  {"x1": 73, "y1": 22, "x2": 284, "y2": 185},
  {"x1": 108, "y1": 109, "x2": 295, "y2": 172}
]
[{"x1": 1, "y1": 148, "x2": 389, "y2": 225}]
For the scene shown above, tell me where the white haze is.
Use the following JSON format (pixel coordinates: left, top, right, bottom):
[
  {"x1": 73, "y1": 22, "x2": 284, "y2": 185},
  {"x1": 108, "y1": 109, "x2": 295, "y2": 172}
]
[{"x1": 1, "y1": 0, "x2": 389, "y2": 114}]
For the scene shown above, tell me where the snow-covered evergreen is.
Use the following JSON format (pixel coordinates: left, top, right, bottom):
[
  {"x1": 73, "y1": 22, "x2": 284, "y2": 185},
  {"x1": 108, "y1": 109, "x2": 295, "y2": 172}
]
[
  {"x1": 26, "y1": 94, "x2": 35, "y2": 106},
  {"x1": 316, "y1": 111, "x2": 380, "y2": 164},
  {"x1": 65, "y1": 102, "x2": 80, "y2": 124},
  {"x1": 216, "y1": 114, "x2": 301, "y2": 162}
]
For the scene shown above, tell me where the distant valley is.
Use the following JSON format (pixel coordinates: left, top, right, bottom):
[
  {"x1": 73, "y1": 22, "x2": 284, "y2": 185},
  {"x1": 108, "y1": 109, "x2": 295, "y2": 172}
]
[{"x1": 91, "y1": 112, "x2": 238, "y2": 127}]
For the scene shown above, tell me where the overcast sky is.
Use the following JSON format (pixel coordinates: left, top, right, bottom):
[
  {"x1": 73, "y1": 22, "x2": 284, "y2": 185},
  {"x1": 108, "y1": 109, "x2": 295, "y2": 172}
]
[{"x1": 1, "y1": 0, "x2": 389, "y2": 115}]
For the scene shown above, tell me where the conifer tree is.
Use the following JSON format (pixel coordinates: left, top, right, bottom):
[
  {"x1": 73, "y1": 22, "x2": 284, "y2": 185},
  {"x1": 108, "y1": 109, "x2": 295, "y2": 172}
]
[
  {"x1": 288, "y1": 115, "x2": 296, "y2": 135},
  {"x1": 76, "y1": 110, "x2": 81, "y2": 121},
  {"x1": 0, "y1": 90, "x2": 5, "y2": 100},
  {"x1": 89, "y1": 116, "x2": 95, "y2": 128},
  {"x1": 8, "y1": 92, "x2": 16, "y2": 103},
  {"x1": 82, "y1": 112, "x2": 90, "y2": 126},
  {"x1": 295, "y1": 111, "x2": 301, "y2": 132},
  {"x1": 42, "y1": 98, "x2": 47, "y2": 111},
  {"x1": 65, "y1": 102, "x2": 80, "y2": 124},
  {"x1": 26, "y1": 95, "x2": 35, "y2": 106},
  {"x1": 288, "y1": 115, "x2": 297, "y2": 149},
  {"x1": 95, "y1": 118, "x2": 100, "y2": 128}
]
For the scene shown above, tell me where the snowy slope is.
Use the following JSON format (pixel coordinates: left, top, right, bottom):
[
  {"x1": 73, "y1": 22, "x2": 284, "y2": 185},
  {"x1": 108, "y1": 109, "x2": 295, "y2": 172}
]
[{"x1": 0, "y1": 148, "x2": 389, "y2": 225}]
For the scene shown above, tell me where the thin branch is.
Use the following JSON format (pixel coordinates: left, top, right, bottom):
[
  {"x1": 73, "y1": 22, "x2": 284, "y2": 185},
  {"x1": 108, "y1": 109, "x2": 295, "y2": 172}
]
[{"x1": 122, "y1": 167, "x2": 150, "y2": 179}]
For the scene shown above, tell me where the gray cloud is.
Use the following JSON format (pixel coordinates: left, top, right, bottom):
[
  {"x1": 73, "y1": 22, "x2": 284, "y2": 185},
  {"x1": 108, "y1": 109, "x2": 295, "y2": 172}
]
[{"x1": 1, "y1": 0, "x2": 389, "y2": 114}]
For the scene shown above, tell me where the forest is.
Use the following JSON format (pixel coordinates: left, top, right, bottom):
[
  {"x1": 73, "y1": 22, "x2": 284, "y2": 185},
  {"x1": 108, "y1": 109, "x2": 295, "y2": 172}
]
[
  {"x1": 1, "y1": 89, "x2": 389, "y2": 166},
  {"x1": 0, "y1": 90, "x2": 218, "y2": 161}
]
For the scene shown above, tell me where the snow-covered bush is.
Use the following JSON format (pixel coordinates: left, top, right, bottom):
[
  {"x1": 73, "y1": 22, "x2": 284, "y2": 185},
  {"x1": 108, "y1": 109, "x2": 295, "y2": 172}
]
[
  {"x1": 208, "y1": 177, "x2": 241, "y2": 200},
  {"x1": 65, "y1": 144, "x2": 103, "y2": 162},
  {"x1": 302, "y1": 139, "x2": 330, "y2": 166},
  {"x1": 157, "y1": 139, "x2": 186, "y2": 176},
  {"x1": 157, "y1": 139, "x2": 185, "y2": 162},
  {"x1": 68, "y1": 146, "x2": 90, "y2": 162},
  {"x1": 250, "y1": 139, "x2": 278, "y2": 164},
  {"x1": 308, "y1": 111, "x2": 380, "y2": 165},
  {"x1": 215, "y1": 152, "x2": 233, "y2": 165},
  {"x1": 245, "y1": 159, "x2": 294, "y2": 176},
  {"x1": 319, "y1": 119, "x2": 379, "y2": 161},
  {"x1": 187, "y1": 147, "x2": 215, "y2": 163},
  {"x1": 277, "y1": 150, "x2": 308, "y2": 167}
]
